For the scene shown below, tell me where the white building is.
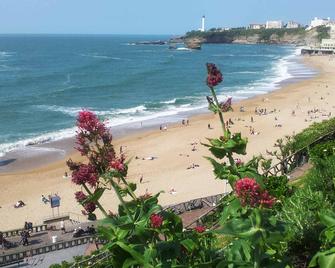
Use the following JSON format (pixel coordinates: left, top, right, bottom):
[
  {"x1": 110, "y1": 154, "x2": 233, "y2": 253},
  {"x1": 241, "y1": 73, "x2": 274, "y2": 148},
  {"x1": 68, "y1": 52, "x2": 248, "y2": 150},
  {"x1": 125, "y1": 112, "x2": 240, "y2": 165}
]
[
  {"x1": 266, "y1": 20, "x2": 283, "y2": 29},
  {"x1": 249, "y1": 23, "x2": 265, "y2": 30},
  {"x1": 310, "y1": 17, "x2": 331, "y2": 29},
  {"x1": 286, "y1": 21, "x2": 300, "y2": 29},
  {"x1": 320, "y1": 39, "x2": 335, "y2": 50},
  {"x1": 199, "y1": 16, "x2": 205, "y2": 32}
]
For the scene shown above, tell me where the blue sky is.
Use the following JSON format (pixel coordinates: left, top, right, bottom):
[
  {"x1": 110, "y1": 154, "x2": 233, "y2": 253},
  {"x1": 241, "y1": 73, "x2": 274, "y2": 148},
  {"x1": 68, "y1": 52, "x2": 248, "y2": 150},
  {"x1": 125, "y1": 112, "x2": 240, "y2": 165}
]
[{"x1": 0, "y1": 0, "x2": 334, "y2": 34}]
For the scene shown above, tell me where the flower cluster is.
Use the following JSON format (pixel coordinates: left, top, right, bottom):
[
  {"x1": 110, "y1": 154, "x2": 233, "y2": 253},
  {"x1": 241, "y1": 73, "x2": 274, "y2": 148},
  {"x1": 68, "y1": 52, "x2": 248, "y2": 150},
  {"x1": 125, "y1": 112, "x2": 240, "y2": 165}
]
[
  {"x1": 77, "y1": 110, "x2": 106, "y2": 135},
  {"x1": 84, "y1": 202, "x2": 96, "y2": 213},
  {"x1": 150, "y1": 213, "x2": 163, "y2": 228},
  {"x1": 206, "y1": 63, "x2": 223, "y2": 87},
  {"x1": 71, "y1": 164, "x2": 98, "y2": 187},
  {"x1": 110, "y1": 157, "x2": 126, "y2": 172},
  {"x1": 235, "y1": 178, "x2": 275, "y2": 208},
  {"x1": 74, "y1": 191, "x2": 87, "y2": 202},
  {"x1": 194, "y1": 225, "x2": 206, "y2": 233}
]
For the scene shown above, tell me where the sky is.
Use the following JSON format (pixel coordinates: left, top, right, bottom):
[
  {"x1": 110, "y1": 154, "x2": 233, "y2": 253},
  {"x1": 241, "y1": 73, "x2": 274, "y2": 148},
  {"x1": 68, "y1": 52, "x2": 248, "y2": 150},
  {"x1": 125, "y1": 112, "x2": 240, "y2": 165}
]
[{"x1": 0, "y1": 0, "x2": 334, "y2": 35}]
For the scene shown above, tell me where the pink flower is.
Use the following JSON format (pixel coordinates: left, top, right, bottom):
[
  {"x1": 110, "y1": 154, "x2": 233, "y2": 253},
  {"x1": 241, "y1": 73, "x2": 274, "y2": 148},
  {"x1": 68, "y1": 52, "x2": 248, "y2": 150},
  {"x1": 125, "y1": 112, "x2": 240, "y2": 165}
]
[
  {"x1": 150, "y1": 213, "x2": 163, "y2": 228},
  {"x1": 77, "y1": 110, "x2": 106, "y2": 135},
  {"x1": 74, "y1": 191, "x2": 87, "y2": 202},
  {"x1": 110, "y1": 158, "x2": 125, "y2": 172},
  {"x1": 235, "y1": 178, "x2": 276, "y2": 208},
  {"x1": 84, "y1": 202, "x2": 96, "y2": 213},
  {"x1": 194, "y1": 226, "x2": 206, "y2": 233},
  {"x1": 206, "y1": 63, "x2": 223, "y2": 87},
  {"x1": 72, "y1": 164, "x2": 98, "y2": 187},
  {"x1": 259, "y1": 191, "x2": 276, "y2": 208},
  {"x1": 235, "y1": 158, "x2": 243, "y2": 166}
]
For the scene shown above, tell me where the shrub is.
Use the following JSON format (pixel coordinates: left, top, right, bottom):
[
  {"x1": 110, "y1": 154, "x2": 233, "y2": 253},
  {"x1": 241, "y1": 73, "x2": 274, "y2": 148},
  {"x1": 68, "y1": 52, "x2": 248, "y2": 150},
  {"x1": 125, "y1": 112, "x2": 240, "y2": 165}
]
[
  {"x1": 305, "y1": 155, "x2": 335, "y2": 202},
  {"x1": 263, "y1": 175, "x2": 292, "y2": 200},
  {"x1": 310, "y1": 140, "x2": 335, "y2": 163},
  {"x1": 278, "y1": 186, "x2": 331, "y2": 264},
  {"x1": 288, "y1": 118, "x2": 335, "y2": 152}
]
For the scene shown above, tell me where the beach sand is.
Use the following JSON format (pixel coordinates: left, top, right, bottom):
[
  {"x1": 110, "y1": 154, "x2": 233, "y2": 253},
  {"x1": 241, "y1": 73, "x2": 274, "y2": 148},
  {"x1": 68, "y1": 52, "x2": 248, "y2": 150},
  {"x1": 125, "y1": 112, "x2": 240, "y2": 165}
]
[{"x1": 1, "y1": 55, "x2": 334, "y2": 230}]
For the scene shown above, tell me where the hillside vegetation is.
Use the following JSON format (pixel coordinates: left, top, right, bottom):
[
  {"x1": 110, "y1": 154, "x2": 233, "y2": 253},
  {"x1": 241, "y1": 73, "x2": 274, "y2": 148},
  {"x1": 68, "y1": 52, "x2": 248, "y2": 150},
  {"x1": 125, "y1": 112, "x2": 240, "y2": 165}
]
[{"x1": 184, "y1": 26, "x2": 330, "y2": 46}]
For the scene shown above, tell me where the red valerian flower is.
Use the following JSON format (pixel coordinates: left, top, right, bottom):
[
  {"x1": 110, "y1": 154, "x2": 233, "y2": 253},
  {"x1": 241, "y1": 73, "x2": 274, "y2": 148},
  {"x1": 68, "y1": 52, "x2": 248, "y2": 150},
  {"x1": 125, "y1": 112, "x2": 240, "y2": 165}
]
[
  {"x1": 74, "y1": 191, "x2": 87, "y2": 202},
  {"x1": 259, "y1": 191, "x2": 276, "y2": 208},
  {"x1": 235, "y1": 177, "x2": 260, "y2": 207},
  {"x1": 206, "y1": 63, "x2": 223, "y2": 87},
  {"x1": 84, "y1": 202, "x2": 96, "y2": 213},
  {"x1": 235, "y1": 158, "x2": 243, "y2": 166},
  {"x1": 194, "y1": 225, "x2": 206, "y2": 233},
  {"x1": 150, "y1": 213, "x2": 163, "y2": 228},
  {"x1": 110, "y1": 158, "x2": 125, "y2": 172},
  {"x1": 235, "y1": 178, "x2": 276, "y2": 208},
  {"x1": 77, "y1": 110, "x2": 106, "y2": 135},
  {"x1": 72, "y1": 164, "x2": 98, "y2": 187}
]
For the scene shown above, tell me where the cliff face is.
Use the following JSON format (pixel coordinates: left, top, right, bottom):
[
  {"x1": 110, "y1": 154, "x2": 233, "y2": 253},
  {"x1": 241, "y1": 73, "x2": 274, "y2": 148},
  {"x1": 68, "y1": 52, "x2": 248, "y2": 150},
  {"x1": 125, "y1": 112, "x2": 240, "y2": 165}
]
[{"x1": 183, "y1": 27, "x2": 327, "y2": 46}]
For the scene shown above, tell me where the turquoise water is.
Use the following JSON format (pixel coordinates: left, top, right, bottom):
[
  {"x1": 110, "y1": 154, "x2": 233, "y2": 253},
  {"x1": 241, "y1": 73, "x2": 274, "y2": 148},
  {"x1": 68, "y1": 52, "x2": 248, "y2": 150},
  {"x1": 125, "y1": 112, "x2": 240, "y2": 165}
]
[{"x1": 0, "y1": 35, "x2": 315, "y2": 156}]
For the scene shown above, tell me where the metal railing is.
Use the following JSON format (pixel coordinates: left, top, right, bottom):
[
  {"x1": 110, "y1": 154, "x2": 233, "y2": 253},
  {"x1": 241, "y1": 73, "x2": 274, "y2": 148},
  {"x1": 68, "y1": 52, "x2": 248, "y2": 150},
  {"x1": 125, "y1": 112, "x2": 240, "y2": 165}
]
[{"x1": 1, "y1": 224, "x2": 47, "y2": 238}]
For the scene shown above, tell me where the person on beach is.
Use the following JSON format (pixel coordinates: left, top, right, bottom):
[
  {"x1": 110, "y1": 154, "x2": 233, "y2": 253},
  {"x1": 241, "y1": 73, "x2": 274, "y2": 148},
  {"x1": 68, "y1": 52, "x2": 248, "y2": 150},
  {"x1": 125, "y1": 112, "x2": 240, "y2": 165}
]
[
  {"x1": 41, "y1": 195, "x2": 49, "y2": 204},
  {"x1": 14, "y1": 200, "x2": 25, "y2": 208},
  {"x1": 139, "y1": 175, "x2": 143, "y2": 184},
  {"x1": 60, "y1": 220, "x2": 66, "y2": 234},
  {"x1": 208, "y1": 123, "x2": 211, "y2": 129}
]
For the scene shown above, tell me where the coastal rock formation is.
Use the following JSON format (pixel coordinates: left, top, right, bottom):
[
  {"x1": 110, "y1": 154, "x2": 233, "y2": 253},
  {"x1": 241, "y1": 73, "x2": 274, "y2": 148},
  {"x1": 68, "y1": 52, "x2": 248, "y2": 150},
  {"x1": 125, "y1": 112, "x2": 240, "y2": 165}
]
[{"x1": 179, "y1": 27, "x2": 330, "y2": 46}]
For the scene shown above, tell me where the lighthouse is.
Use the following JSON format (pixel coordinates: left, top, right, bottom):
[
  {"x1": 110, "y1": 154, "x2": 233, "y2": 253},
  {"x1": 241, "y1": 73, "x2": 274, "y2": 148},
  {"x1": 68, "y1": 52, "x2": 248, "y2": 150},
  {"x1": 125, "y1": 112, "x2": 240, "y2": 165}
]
[{"x1": 201, "y1": 15, "x2": 205, "y2": 32}]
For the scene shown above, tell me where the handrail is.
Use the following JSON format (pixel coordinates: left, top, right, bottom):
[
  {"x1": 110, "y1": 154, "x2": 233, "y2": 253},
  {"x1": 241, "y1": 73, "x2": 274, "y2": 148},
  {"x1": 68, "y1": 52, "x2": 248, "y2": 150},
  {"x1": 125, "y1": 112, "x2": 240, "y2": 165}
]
[{"x1": 1, "y1": 224, "x2": 47, "y2": 238}]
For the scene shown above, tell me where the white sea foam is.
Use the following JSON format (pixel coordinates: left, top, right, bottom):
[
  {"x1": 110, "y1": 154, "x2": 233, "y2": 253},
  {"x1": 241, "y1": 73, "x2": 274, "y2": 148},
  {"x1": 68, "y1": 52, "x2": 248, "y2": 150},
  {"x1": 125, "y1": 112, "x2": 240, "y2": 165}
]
[
  {"x1": 160, "y1": 98, "x2": 177, "y2": 104},
  {"x1": 80, "y1": 53, "x2": 121, "y2": 60},
  {"x1": 0, "y1": 127, "x2": 76, "y2": 157}
]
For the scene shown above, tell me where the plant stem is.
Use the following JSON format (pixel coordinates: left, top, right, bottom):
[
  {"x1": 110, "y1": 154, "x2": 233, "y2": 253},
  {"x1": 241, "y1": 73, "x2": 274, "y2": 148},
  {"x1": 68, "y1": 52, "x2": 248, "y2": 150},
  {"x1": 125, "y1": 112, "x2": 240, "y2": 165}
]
[
  {"x1": 82, "y1": 184, "x2": 109, "y2": 218},
  {"x1": 110, "y1": 179, "x2": 134, "y2": 222},
  {"x1": 209, "y1": 87, "x2": 226, "y2": 134},
  {"x1": 120, "y1": 176, "x2": 137, "y2": 200}
]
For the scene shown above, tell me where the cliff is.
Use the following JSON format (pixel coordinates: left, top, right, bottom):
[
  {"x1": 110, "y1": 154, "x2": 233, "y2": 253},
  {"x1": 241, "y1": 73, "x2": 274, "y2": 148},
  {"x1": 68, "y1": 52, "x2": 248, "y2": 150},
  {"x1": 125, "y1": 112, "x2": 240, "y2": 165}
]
[{"x1": 181, "y1": 26, "x2": 330, "y2": 46}]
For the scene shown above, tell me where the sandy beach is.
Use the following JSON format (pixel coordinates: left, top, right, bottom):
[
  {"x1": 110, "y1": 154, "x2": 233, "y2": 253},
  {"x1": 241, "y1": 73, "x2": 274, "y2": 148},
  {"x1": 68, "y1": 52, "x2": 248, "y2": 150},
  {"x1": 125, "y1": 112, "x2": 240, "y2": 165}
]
[{"x1": 0, "y1": 55, "x2": 334, "y2": 230}]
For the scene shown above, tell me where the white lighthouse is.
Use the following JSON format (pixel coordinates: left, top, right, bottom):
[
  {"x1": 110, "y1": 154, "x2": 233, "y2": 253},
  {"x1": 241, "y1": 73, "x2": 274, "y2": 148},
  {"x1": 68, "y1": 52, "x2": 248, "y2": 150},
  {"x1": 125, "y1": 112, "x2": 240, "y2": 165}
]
[{"x1": 200, "y1": 15, "x2": 205, "y2": 32}]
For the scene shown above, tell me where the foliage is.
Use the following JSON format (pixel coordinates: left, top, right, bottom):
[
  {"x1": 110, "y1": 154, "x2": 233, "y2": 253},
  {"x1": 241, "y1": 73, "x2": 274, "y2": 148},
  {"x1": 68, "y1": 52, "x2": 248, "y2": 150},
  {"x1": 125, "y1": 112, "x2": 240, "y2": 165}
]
[
  {"x1": 185, "y1": 28, "x2": 306, "y2": 43},
  {"x1": 287, "y1": 117, "x2": 335, "y2": 152},
  {"x1": 310, "y1": 140, "x2": 335, "y2": 163},
  {"x1": 316, "y1": 25, "x2": 331, "y2": 41},
  {"x1": 305, "y1": 156, "x2": 335, "y2": 203},
  {"x1": 309, "y1": 210, "x2": 335, "y2": 268},
  {"x1": 278, "y1": 186, "x2": 331, "y2": 264},
  {"x1": 263, "y1": 175, "x2": 292, "y2": 201}
]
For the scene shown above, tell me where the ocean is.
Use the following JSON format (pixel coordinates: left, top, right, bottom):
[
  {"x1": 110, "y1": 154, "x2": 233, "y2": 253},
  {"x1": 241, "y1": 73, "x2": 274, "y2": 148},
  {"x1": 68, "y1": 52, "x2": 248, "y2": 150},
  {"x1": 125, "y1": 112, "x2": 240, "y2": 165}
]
[{"x1": 0, "y1": 34, "x2": 316, "y2": 158}]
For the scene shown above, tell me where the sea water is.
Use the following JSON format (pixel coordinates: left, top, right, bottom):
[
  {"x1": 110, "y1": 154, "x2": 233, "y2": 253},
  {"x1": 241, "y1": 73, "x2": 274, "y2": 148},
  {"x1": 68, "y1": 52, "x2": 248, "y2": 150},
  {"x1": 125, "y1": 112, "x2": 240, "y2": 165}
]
[{"x1": 0, "y1": 34, "x2": 316, "y2": 157}]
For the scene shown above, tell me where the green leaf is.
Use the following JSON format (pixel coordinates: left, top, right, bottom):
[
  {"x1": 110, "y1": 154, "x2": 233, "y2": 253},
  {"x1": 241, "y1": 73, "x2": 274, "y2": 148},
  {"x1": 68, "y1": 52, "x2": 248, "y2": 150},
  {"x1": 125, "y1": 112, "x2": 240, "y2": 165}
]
[
  {"x1": 85, "y1": 187, "x2": 105, "y2": 203},
  {"x1": 320, "y1": 211, "x2": 335, "y2": 228},
  {"x1": 180, "y1": 239, "x2": 197, "y2": 252},
  {"x1": 116, "y1": 241, "x2": 147, "y2": 266},
  {"x1": 309, "y1": 247, "x2": 335, "y2": 268}
]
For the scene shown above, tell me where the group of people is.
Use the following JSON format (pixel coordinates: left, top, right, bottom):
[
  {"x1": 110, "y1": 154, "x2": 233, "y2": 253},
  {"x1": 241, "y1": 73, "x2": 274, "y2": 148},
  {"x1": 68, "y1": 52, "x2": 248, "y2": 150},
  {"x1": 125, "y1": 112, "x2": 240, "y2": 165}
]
[
  {"x1": 14, "y1": 200, "x2": 25, "y2": 208},
  {"x1": 72, "y1": 225, "x2": 96, "y2": 238},
  {"x1": 0, "y1": 232, "x2": 13, "y2": 249}
]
